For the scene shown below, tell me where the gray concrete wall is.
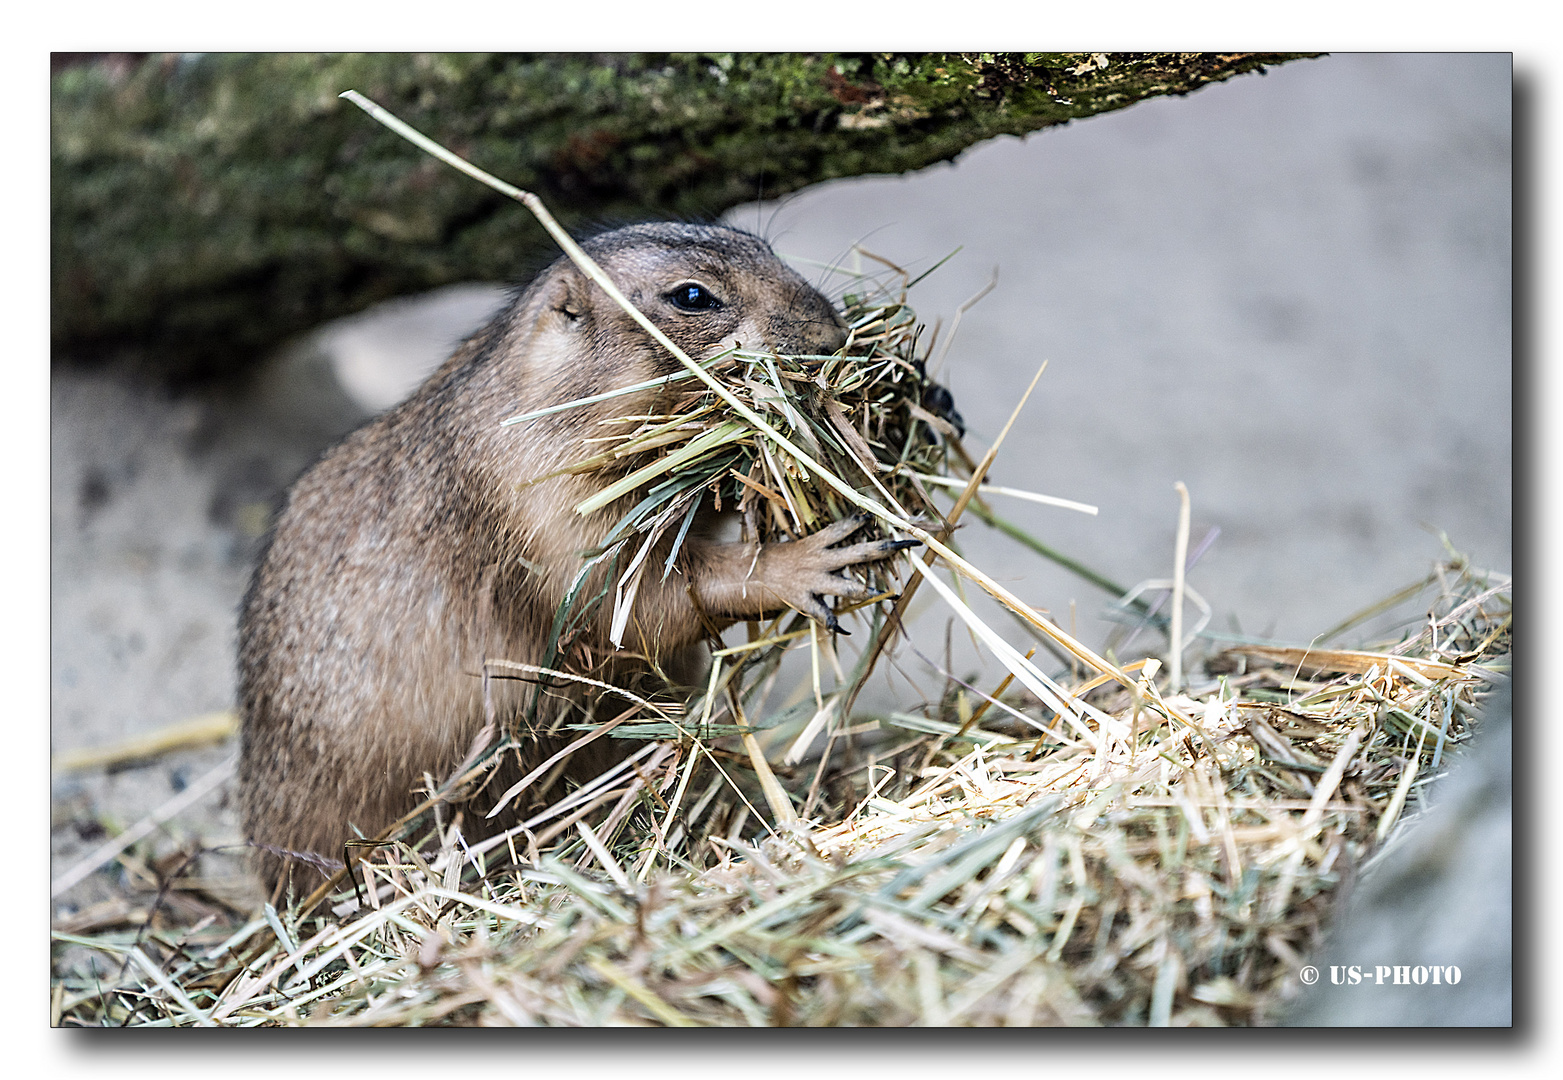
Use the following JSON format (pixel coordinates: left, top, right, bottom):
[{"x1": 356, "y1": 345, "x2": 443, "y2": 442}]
[{"x1": 727, "y1": 52, "x2": 1511, "y2": 665}]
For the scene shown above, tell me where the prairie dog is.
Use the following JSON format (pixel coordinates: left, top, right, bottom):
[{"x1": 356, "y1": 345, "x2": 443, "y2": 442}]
[{"x1": 238, "y1": 223, "x2": 907, "y2": 887}]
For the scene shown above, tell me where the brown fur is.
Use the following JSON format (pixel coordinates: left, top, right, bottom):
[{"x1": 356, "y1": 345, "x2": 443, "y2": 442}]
[{"x1": 238, "y1": 223, "x2": 903, "y2": 890}]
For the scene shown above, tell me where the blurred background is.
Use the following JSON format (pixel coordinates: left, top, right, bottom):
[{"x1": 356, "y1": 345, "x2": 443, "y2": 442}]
[{"x1": 742, "y1": 52, "x2": 1511, "y2": 668}]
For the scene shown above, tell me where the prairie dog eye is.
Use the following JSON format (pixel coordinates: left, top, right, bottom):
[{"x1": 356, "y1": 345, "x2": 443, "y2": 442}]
[{"x1": 666, "y1": 282, "x2": 722, "y2": 312}]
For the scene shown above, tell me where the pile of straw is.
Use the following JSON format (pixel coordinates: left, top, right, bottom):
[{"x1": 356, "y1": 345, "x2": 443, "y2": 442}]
[{"x1": 51, "y1": 551, "x2": 1508, "y2": 1026}]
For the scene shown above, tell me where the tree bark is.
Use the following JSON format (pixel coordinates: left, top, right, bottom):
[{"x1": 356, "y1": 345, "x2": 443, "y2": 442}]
[{"x1": 51, "y1": 52, "x2": 1319, "y2": 382}]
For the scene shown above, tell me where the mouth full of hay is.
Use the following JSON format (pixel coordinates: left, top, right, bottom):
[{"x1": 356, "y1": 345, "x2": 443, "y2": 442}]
[
  {"x1": 471, "y1": 257, "x2": 972, "y2": 810},
  {"x1": 50, "y1": 97, "x2": 1512, "y2": 1027}
]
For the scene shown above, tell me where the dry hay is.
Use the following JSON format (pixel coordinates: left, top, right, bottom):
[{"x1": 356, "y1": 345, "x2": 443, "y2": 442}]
[
  {"x1": 49, "y1": 96, "x2": 1513, "y2": 1027},
  {"x1": 51, "y1": 562, "x2": 1509, "y2": 1026}
]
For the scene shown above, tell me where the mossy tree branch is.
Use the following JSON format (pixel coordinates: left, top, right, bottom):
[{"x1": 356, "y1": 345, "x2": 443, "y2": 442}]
[{"x1": 52, "y1": 52, "x2": 1318, "y2": 382}]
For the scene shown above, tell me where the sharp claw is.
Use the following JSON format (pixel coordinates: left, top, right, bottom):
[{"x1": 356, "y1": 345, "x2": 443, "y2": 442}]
[
  {"x1": 823, "y1": 609, "x2": 849, "y2": 635},
  {"x1": 884, "y1": 538, "x2": 923, "y2": 552}
]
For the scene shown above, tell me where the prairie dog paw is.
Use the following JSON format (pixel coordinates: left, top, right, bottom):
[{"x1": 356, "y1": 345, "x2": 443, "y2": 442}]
[{"x1": 760, "y1": 515, "x2": 919, "y2": 632}]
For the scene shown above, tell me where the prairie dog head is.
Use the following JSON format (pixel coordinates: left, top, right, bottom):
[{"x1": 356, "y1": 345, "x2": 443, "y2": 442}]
[{"x1": 503, "y1": 223, "x2": 847, "y2": 407}]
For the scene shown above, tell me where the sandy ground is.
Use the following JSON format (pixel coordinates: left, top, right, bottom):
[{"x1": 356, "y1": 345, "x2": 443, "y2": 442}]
[{"x1": 48, "y1": 53, "x2": 1512, "y2": 1017}]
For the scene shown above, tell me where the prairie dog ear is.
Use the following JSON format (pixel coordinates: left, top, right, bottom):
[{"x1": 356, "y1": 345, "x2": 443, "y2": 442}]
[{"x1": 536, "y1": 265, "x2": 593, "y2": 329}]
